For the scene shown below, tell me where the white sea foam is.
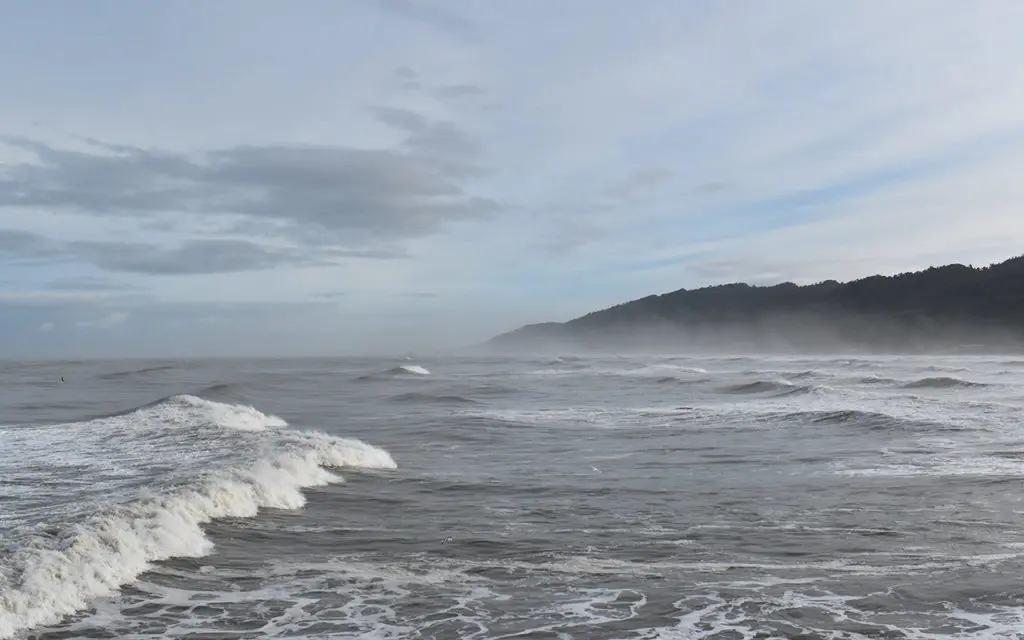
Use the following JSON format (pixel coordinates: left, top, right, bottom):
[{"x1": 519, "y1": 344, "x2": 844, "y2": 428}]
[
  {"x1": 626, "y1": 364, "x2": 709, "y2": 376},
  {"x1": 62, "y1": 552, "x2": 1024, "y2": 639},
  {"x1": 637, "y1": 589, "x2": 1024, "y2": 639},
  {"x1": 399, "y1": 364, "x2": 430, "y2": 375},
  {"x1": 526, "y1": 363, "x2": 708, "y2": 378},
  {"x1": 0, "y1": 395, "x2": 396, "y2": 639},
  {"x1": 171, "y1": 394, "x2": 289, "y2": 431}
]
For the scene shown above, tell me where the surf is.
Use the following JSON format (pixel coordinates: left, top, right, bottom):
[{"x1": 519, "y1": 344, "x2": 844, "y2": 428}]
[{"x1": 0, "y1": 394, "x2": 396, "y2": 639}]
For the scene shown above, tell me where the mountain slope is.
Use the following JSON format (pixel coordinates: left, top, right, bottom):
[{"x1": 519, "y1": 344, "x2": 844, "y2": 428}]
[{"x1": 486, "y1": 256, "x2": 1024, "y2": 353}]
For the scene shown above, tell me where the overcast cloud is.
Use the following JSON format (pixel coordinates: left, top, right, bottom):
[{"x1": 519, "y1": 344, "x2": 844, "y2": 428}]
[{"x1": 1, "y1": 0, "x2": 1024, "y2": 356}]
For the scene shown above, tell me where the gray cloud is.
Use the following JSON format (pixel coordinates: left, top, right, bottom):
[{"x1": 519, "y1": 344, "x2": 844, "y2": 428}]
[
  {"x1": 377, "y1": 0, "x2": 478, "y2": 41},
  {"x1": 695, "y1": 180, "x2": 731, "y2": 194},
  {"x1": 0, "y1": 121, "x2": 499, "y2": 267},
  {"x1": 46, "y1": 276, "x2": 141, "y2": 292},
  {"x1": 603, "y1": 168, "x2": 673, "y2": 200},
  {"x1": 368, "y1": 105, "x2": 482, "y2": 161},
  {"x1": 393, "y1": 66, "x2": 422, "y2": 91},
  {"x1": 69, "y1": 239, "x2": 322, "y2": 275},
  {"x1": 539, "y1": 214, "x2": 608, "y2": 255},
  {"x1": 393, "y1": 66, "x2": 418, "y2": 81},
  {"x1": 433, "y1": 84, "x2": 486, "y2": 100},
  {"x1": 0, "y1": 288, "x2": 151, "y2": 308},
  {"x1": 0, "y1": 229, "x2": 58, "y2": 258},
  {"x1": 389, "y1": 66, "x2": 487, "y2": 102},
  {"x1": 0, "y1": 229, "x2": 364, "y2": 275},
  {"x1": 394, "y1": 291, "x2": 438, "y2": 298}
]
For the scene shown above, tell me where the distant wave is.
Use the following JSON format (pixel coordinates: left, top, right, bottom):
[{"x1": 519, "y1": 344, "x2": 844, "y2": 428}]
[
  {"x1": 902, "y1": 376, "x2": 988, "y2": 390},
  {"x1": 356, "y1": 364, "x2": 431, "y2": 381},
  {"x1": 857, "y1": 374, "x2": 897, "y2": 384},
  {"x1": 721, "y1": 380, "x2": 817, "y2": 397},
  {"x1": 526, "y1": 363, "x2": 708, "y2": 379},
  {"x1": 465, "y1": 383, "x2": 520, "y2": 397},
  {"x1": 775, "y1": 409, "x2": 952, "y2": 431},
  {"x1": 545, "y1": 356, "x2": 585, "y2": 366},
  {"x1": 818, "y1": 358, "x2": 872, "y2": 367},
  {"x1": 790, "y1": 369, "x2": 830, "y2": 380},
  {"x1": 526, "y1": 368, "x2": 584, "y2": 376},
  {"x1": 389, "y1": 391, "x2": 478, "y2": 405},
  {"x1": 99, "y1": 363, "x2": 177, "y2": 380},
  {"x1": 394, "y1": 364, "x2": 430, "y2": 375},
  {"x1": 0, "y1": 395, "x2": 396, "y2": 638},
  {"x1": 923, "y1": 364, "x2": 971, "y2": 373},
  {"x1": 655, "y1": 375, "x2": 711, "y2": 386},
  {"x1": 742, "y1": 369, "x2": 829, "y2": 380},
  {"x1": 626, "y1": 364, "x2": 709, "y2": 377}
]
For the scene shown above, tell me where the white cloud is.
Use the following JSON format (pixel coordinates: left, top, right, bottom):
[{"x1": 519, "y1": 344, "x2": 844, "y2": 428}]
[{"x1": 38, "y1": 321, "x2": 55, "y2": 332}]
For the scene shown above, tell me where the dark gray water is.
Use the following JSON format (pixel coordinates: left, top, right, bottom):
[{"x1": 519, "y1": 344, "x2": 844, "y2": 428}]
[{"x1": 4, "y1": 354, "x2": 1024, "y2": 638}]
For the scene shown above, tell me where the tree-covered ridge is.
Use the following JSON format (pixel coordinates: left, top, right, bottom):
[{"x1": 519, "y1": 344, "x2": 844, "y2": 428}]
[{"x1": 487, "y1": 255, "x2": 1024, "y2": 352}]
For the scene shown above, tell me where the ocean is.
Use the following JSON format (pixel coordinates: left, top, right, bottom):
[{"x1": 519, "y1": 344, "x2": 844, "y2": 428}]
[{"x1": 3, "y1": 354, "x2": 1024, "y2": 639}]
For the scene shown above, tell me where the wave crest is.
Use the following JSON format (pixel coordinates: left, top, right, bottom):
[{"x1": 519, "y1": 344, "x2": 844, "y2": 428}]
[
  {"x1": 394, "y1": 364, "x2": 430, "y2": 376},
  {"x1": 355, "y1": 364, "x2": 431, "y2": 381},
  {"x1": 79, "y1": 393, "x2": 285, "y2": 432}
]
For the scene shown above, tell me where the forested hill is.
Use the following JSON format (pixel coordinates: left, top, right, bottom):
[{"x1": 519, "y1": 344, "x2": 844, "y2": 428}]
[{"x1": 485, "y1": 255, "x2": 1024, "y2": 353}]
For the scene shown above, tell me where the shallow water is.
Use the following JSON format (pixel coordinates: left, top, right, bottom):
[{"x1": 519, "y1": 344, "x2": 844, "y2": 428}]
[{"x1": 3, "y1": 354, "x2": 1024, "y2": 638}]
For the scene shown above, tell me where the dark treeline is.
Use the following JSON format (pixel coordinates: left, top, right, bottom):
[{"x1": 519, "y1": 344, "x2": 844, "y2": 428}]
[{"x1": 486, "y1": 255, "x2": 1024, "y2": 353}]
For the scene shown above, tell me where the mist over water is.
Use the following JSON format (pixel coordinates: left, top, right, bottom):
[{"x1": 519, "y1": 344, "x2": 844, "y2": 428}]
[
  {"x1": 3, "y1": 353, "x2": 1024, "y2": 638},
  {"x1": 486, "y1": 314, "x2": 1024, "y2": 356}
]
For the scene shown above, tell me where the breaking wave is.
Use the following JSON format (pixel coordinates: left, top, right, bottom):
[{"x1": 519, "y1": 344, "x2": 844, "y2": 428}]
[
  {"x1": 393, "y1": 364, "x2": 430, "y2": 376},
  {"x1": 356, "y1": 364, "x2": 431, "y2": 381},
  {"x1": 0, "y1": 394, "x2": 396, "y2": 639}
]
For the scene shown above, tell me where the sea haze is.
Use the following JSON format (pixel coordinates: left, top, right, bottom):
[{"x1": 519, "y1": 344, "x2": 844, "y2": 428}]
[{"x1": 3, "y1": 354, "x2": 1024, "y2": 638}]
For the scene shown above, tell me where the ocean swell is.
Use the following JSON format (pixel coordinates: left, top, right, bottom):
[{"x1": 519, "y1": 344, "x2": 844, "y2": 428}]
[
  {"x1": 902, "y1": 376, "x2": 988, "y2": 390},
  {"x1": 772, "y1": 409, "x2": 959, "y2": 432},
  {"x1": 721, "y1": 380, "x2": 818, "y2": 397}
]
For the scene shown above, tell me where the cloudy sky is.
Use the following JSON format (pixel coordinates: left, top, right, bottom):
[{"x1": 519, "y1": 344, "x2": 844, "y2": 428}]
[{"x1": 2, "y1": 0, "x2": 1024, "y2": 357}]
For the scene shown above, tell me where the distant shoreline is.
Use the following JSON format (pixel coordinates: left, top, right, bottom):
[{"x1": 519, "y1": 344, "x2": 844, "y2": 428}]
[{"x1": 484, "y1": 255, "x2": 1024, "y2": 354}]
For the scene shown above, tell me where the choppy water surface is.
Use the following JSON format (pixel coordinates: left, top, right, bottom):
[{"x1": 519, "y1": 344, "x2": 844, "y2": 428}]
[{"x1": 4, "y1": 354, "x2": 1024, "y2": 638}]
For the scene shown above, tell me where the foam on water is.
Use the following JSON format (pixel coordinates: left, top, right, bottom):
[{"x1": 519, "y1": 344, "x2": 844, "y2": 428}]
[
  {"x1": 52, "y1": 552, "x2": 1024, "y2": 639},
  {"x1": 0, "y1": 394, "x2": 396, "y2": 639},
  {"x1": 398, "y1": 364, "x2": 430, "y2": 375}
]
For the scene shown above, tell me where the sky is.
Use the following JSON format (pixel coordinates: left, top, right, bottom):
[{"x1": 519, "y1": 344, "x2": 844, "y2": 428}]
[{"x1": 2, "y1": 0, "x2": 1024, "y2": 357}]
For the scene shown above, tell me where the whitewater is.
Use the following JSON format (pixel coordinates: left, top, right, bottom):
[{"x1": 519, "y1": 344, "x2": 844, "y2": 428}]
[{"x1": 3, "y1": 354, "x2": 1024, "y2": 637}]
